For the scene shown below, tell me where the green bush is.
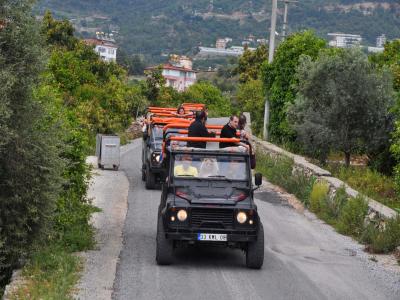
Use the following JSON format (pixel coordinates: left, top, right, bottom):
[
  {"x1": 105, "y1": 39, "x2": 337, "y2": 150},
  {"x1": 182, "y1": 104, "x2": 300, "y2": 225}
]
[
  {"x1": 328, "y1": 187, "x2": 348, "y2": 219},
  {"x1": 256, "y1": 151, "x2": 315, "y2": 204},
  {"x1": 310, "y1": 182, "x2": 330, "y2": 214},
  {"x1": 361, "y1": 217, "x2": 400, "y2": 253},
  {"x1": 336, "y1": 196, "x2": 369, "y2": 237}
]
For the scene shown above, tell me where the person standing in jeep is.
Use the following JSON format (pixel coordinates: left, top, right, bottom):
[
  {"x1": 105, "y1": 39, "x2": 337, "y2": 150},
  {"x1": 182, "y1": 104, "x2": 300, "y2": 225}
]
[
  {"x1": 219, "y1": 115, "x2": 239, "y2": 148},
  {"x1": 187, "y1": 111, "x2": 216, "y2": 148}
]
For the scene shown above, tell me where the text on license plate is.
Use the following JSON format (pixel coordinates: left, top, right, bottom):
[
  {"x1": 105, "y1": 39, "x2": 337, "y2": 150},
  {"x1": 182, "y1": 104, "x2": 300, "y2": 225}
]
[{"x1": 197, "y1": 233, "x2": 227, "y2": 241}]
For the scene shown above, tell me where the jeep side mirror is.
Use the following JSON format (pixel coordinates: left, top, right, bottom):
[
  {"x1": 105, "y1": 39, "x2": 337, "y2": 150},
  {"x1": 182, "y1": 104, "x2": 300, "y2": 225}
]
[
  {"x1": 255, "y1": 173, "x2": 262, "y2": 186},
  {"x1": 142, "y1": 131, "x2": 148, "y2": 140}
]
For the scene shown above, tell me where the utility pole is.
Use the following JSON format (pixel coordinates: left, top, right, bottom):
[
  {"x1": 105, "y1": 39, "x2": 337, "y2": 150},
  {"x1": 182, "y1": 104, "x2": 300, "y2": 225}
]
[
  {"x1": 268, "y1": 0, "x2": 278, "y2": 64},
  {"x1": 263, "y1": 0, "x2": 278, "y2": 141},
  {"x1": 282, "y1": 2, "x2": 288, "y2": 40},
  {"x1": 281, "y1": 0, "x2": 298, "y2": 40}
]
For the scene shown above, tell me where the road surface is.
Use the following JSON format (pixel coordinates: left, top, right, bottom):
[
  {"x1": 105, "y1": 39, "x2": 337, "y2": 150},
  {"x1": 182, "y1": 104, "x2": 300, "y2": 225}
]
[{"x1": 111, "y1": 139, "x2": 399, "y2": 300}]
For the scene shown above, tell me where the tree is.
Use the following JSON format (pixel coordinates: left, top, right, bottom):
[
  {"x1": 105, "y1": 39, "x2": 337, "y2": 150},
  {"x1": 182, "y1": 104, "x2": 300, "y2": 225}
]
[
  {"x1": 0, "y1": 0, "x2": 63, "y2": 282},
  {"x1": 181, "y1": 81, "x2": 232, "y2": 117},
  {"x1": 369, "y1": 40, "x2": 400, "y2": 175},
  {"x1": 117, "y1": 49, "x2": 146, "y2": 75},
  {"x1": 41, "y1": 11, "x2": 77, "y2": 50},
  {"x1": 261, "y1": 31, "x2": 326, "y2": 145},
  {"x1": 370, "y1": 40, "x2": 400, "y2": 91},
  {"x1": 47, "y1": 40, "x2": 136, "y2": 135},
  {"x1": 235, "y1": 45, "x2": 268, "y2": 83},
  {"x1": 288, "y1": 49, "x2": 394, "y2": 167},
  {"x1": 143, "y1": 66, "x2": 166, "y2": 105},
  {"x1": 237, "y1": 79, "x2": 265, "y2": 135}
]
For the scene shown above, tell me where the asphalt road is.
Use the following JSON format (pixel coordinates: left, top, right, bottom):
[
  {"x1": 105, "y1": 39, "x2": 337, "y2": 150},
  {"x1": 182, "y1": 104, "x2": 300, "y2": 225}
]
[{"x1": 112, "y1": 139, "x2": 399, "y2": 300}]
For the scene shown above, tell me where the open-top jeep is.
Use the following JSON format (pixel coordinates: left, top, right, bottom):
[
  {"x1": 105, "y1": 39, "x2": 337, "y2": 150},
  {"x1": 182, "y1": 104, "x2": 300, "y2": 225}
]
[
  {"x1": 142, "y1": 122, "x2": 164, "y2": 189},
  {"x1": 156, "y1": 136, "x2": 264, "y2": 269},
  {"x1": 142, "y1": 114, "x2": 193, "y2": 189}
]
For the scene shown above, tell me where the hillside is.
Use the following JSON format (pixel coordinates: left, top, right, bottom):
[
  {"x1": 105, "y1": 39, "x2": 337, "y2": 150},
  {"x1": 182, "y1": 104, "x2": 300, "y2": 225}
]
[{"x1": 36, "y1": 0, "x2": 400, "y2": 62}]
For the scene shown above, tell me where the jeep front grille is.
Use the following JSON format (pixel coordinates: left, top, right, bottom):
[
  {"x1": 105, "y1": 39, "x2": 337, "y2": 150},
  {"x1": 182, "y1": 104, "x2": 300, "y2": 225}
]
[{"x1": 190, "y1": 208, "x2": 234, "y2": 229}]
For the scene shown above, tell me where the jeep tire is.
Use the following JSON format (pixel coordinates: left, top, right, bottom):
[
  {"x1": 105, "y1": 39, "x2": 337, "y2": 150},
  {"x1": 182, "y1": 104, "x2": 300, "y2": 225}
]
[
  {"x1": 141, "y1": 164, "x2": 146, "y2": 181},
  {"x1": 156, "y1": 215, "x2": 173, "y2": 265},
  {"x1": 246, "y1": 223, "x2": 264, "y2": 269},
  {"x1": 145, "y1": 163, "x2": 155, "y2": 189}
]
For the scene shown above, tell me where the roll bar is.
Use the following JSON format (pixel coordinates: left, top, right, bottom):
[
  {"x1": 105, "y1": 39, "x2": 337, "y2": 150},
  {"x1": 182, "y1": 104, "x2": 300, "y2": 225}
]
[
  {"x1": 168, "y1": 136, "x2": 241, "y2": 143},
  {"x1": 162, "y1": 123, "x2": 222, "y2": 133},
  {"x1": 150, "y1": 117, "x2": 192, "y2": 125},
  {"x1": 174, "y1": 130, "x2": 240, "y2": 137}
]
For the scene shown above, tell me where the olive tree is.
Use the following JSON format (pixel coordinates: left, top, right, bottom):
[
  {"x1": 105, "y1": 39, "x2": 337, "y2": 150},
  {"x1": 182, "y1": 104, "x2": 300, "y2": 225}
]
[{"x1": 288, "y1": 49, "x2": 394, "y2": 166}]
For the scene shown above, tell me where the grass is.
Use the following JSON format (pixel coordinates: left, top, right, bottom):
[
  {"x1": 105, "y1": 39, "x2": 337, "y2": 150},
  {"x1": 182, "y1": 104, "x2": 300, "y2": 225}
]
[
  {"x1": 9, "y1": 245, "x2": 82, "y2": 300},
  {"x1": 255, "y1": 150, "x2": 315, "y2": 204},
  {"x1": 6, "y1": 202, "x2": 98, "y2": 299},
  {"x1": 325, "y1": 164, "x2": 400, "y2": 211},
  {"x1": 335, "y1": 195, "x2": 369, "y2": 237},
  {"x1": 361, "y1": 217, "x2": 400, "y2": 253}
]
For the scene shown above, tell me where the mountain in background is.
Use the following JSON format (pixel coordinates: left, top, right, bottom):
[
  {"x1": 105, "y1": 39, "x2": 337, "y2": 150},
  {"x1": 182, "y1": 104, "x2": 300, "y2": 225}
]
[{"x1": 37, "y1": 0, "x2": 400, "y2": 62}]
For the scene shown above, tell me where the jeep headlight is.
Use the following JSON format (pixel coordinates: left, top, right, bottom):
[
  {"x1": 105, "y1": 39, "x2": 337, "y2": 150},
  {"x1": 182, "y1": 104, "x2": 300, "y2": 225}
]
[
  {"x1": 177, "y1": 209, "x2": 187, "y2": 221},
  {"x1": 152, "y1": 152, "x2": 161, "y2": 163},
  {"x1": 236, "y1": 212, "x2": 247, "y2": 224}
]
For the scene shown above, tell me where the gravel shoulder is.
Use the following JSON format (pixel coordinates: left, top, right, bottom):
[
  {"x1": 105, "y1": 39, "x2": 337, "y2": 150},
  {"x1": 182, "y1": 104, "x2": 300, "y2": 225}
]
[{"x1": 74, "y1": 156, "x2": 129, "y2": 300}]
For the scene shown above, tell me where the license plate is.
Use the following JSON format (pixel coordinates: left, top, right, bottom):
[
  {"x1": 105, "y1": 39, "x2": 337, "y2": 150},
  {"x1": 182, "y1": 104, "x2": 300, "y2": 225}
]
[{"x1": 197, "y1": 233, "x2": 227, "y2": 242}]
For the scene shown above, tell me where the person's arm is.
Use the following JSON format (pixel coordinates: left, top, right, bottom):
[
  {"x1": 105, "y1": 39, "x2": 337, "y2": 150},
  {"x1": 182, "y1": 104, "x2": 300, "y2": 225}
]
[{"x1": 199, "y1": 124, "x2": 215, "y2": 137}]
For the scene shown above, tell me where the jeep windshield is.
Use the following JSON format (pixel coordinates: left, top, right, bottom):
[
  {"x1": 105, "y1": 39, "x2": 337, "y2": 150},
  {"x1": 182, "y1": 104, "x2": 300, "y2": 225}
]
[
  {"x1": 151, "y1": 125, "x2": 163, "y2": 140},
  {"x1": 173, "y1": 153, "x2": 249, "y2": 181}
]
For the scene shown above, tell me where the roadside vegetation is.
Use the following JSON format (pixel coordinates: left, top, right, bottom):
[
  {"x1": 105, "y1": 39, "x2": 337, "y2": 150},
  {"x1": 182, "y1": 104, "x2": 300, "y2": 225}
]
[
  {"x1": 236, "y1": 32, "x2": 399, "y2": 255},
  {"x1": 326, "y1": 164, "x2": 400, "y2": 212},
  {"x1": 1, "y1": 4, "x2": 141, "y2": 298},
  {"x1": 256, "y1": 151, "x2": 400, "y2": 255}
]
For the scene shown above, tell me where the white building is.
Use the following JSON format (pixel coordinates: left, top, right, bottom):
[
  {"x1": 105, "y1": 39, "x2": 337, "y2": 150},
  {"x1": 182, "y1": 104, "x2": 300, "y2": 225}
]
[
  {"x1": 161, "y1": 64, "x2": 196, "y2": 92},
  {"x1": 368, "y1": 46, "x2": 384, "y2": 53},
  {"x1": 376, "y1": 34, "x2": 387, "y2": 48},
  {"x1": 148, "y1": 56, "x2": 196, "y2": 92},
  {"x1": 84, "y1": 34, "x2": 118, "y2": 62},
  {"x1": 198, "y1": 45, "x2": 256, "y2": 57},
  {"x1": 328, "y1": 33, "x2": 362, "y2": 48}
]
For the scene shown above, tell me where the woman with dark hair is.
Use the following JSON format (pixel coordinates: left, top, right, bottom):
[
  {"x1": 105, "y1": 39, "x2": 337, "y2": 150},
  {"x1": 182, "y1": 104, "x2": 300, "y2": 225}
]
[
  {"x1": 238, "y1": 113, "x2": 256, "y2": 169},
  {"x1": 177, "y1": 105, "x2": 185, "y2": 115},
  {"x1": 238, "y1": 113, "x2": 249, "y2": 140}
]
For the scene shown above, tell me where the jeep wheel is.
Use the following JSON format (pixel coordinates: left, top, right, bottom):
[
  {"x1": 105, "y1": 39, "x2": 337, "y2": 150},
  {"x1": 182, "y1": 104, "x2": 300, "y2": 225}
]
[
  {"x1": 246, "y1": 223, "x2": 264, "y2": 269},
  {"x1": 141, "y1": 165, "x2": 146, "y2": 181},
  {"x1": 156, "y1": 216, "x2": 173, "y2": 265},
  {"x1": 145, "y1": 163, "x2": 155, "y2": 189}
]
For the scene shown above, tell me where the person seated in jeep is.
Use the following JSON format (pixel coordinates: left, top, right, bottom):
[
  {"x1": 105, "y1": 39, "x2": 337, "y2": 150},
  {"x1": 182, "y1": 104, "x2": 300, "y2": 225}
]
[
  {"x1": 226, "y1": 158, "x2": 247, "y2": 180},
  {"x1": 198, "y1": 157, "x2": 219, "y2": 178},
  {"x1": 220, "y1": 115, "x2": 249, "y2": 150},
  {"x1": 174, "y1": 154, "x2": 198, "y2": 177}
]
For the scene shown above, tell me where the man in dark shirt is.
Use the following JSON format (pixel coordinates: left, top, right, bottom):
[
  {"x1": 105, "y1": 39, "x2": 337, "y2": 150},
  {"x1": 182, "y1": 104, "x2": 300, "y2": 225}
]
[
  {"x1": 187, "y1": 111, "x2": 216, "y2": 148},
  {"x1": 220, "y1": 115, "x2": 240, "y2": 148}
]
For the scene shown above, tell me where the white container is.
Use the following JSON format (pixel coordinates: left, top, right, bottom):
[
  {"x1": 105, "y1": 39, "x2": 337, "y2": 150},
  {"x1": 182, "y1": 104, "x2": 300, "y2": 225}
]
[{"x1": 96, "y1": 134, "x2": 120, "y2": 170}]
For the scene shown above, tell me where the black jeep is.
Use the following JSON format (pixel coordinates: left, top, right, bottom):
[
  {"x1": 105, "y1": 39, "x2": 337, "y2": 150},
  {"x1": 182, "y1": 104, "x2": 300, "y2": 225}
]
[
  {"x1": 142, "y1": 124, "x2": 165, "y2": 189},
  {"x1": 156, "y1": 144, "x2": 264, "y2": 269}
]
